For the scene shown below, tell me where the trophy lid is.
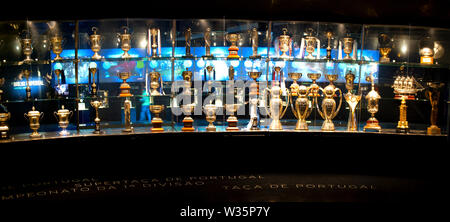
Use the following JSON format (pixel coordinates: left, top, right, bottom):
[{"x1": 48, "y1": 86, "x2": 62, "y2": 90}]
[
  {"x1": 28, "y1": 106, "x2": 40, "y2": 116},
  {"x1": 57, "y1": 105, "x2": 70, "y2": 115},
  {"x1": 91, "y1": 27, "x2": 100, "y2": 37}
]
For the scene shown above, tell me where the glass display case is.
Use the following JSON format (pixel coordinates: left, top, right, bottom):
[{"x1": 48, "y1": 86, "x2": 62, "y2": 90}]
[{"x1": 1, "y1": 18, "x2": 449, "y2": 142}]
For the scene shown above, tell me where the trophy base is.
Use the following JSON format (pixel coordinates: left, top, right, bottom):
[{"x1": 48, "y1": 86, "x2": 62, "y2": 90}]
[
  {"x1": 1, "y1": 131, "x2": 9, "y2": 139},
  {"x1": 295, "y1": 120, "x2": 308, "y2": 131},
  {"x1": 92, "y1": 130, "x2": 104, "y2": 134},
  {"x1": 343, "y1": 55, "x2": 353, "y2": 61},
  {"x1": 420, "y1": 56, "x2": 433, "y2": 64},
  {"x1": 394, "y1": 94, "x2": 415, "y2": 100},
  {"x1": 119, "y1": 93, "x2": 133, "y2": 97},
  {"x1": 29, "y1": 132, "x2": 42, "y2": 138},
  {"x1": 151, "y1": 127, "x2": 164, "y2": 132},
  {"x1": 91, "y1": 54, "x2": 102, "y2": 60},
  {"x1": 202, "y1": 55, "x2": 214, "y2": 59},
  {"x1": 182, "y1": 55, "x2": 195, "y2": 59},
  {"x1": 122, "y1": 127, "x2": 134, "y2": 133},
  {"x1": 121, "y1": 53, "x2": 132, "y2": 59},
  {"x1": 206, "y1": 126, "x2": 216, "y2": 132},
  {"x1": 182, "y1": 127, "x2": 195, "y2": 132},
  {"x1": 59, "y1": 130, "x2": 70, "y2": 136},
  {"x1": 380, "y1": 57, "x2": 390, "y2": 63},
  {"x1": 427, "y1": 125, "x2": 441, "y2": 135},
  {"x1": 321, "y1": 120, "x2": 335, "y2": 132},
  {"x1": 363, "y1": 125, "x2": 382, "y2": 132},
  {"x1": 269, "y1": 120, "x2": 283, "y2": 131},
  {"x1": 396, "y1": 127, "x2": 409, "y2": 133},
  {"x1": 249, "y1": 55, "x2": 262, "y2": 59}
]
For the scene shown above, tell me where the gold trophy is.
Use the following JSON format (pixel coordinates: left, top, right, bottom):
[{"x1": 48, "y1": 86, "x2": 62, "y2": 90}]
[
  {"x1": 278, "y1": 28, "x2": 291, "y2": 58},
  {"x1": 316, "y1": 74, "x2": 342, "y2": 131},
  {"x1": 118, "y1": 26, "x2": 132, "y2": 59},
  {"x1": 23, "y1": 69, "x2": 32, "y2": 100},
  {"x1": 90, "y1": 100, "x2": 104, "y2": 134},
  {"x1": 24, "y1": 106, "x2": 44, "y2": 138},
  {"x1": 325, "y1": 31, "x2": 333, "y2": 60},
  {"x1": 182, "y1": 68, "x2": 193, "y2": 94},
  {"x1": 0, "y1": 112, "x2": 10, "y2": 139},
  {"x1": 420, "y1": 36, "x2": 434, "y2": 64},
  {"x1": 50, "y1": 34, "x2": 63, "y2": 61},
  {"x1": 149, "y1": 105, "x2": 164, "y2": 132},
  {"x1": 344, "y1": 71, "x2": 361, "y2": 131},
  {"x1": 54, "y1": 105, "x2": 73, "y2": 136},
  {"x1": 291, "y1": 85, "x2": 312, "y2": 130},
  {"x1": 119, "y1": 72, "x2": 132, "y2": 97},
  {"x1": 225, "y1": 33, "x2": 241, "y2": 59},
  {"x1": 149, "y1": 71, "x2": 162, "y2": 96},
  {"x1": 288, "y1": 73, "x2": 302, "y2": 97},
  {"x1": 183, "y1": 28, "x2": 194, "y2": 58},
  {"x1": 264, "y1": 81, "x2": 290, "y2": 130},
  {"x1": 21, "y1": 33, "x2": 33, "y2": 63},
  {"x1": 248, "y1": 71, "x2": 262, "y2": 130},
  {"x1": 203, "y1": 27, "x2": 214, "y2": 59},
  {"x1": 364, "y1": 74, "x2": 382, "y2": 132},
  {"x1": 392, "y1": 66, "x2": 424, "y2": 133},
  {"x1": 378, "y1": 33, "x2": 392, "y2": 63},
  {"x1": 204, "y1": 104, "x2": 217, "y2": 132},
  {"x1": 181, "y1": 104, "x2": 195, "y2": 132},
  {"x1": 224, "y1": 104, "x2": 241, "y2": 131},
  {"x1": 89, "y1": 27, "x2": 102, "y2": 60},
  {"x1": 304, "y1": 28, "x2": 318, "y2": 60},
  {"x1": 343, "y1": 35, "x2": 354, "y2": 60},
  {"x1": 426, "y1": 82, "x2": 444, "y2": 135},
  {"x1": 150, "y1": 28, "x2": 160, "y2": 58},
  {"x1": 249, "y1": 28, "x2": 261, "y2": 59},
  {"x1": 307, "y1": 73, "x2": 321, "y2": 98},
  {"x1": 122, "y1": 98, "x2": 134, "y2": 133},
  {"x1": 89, "y1": 63, "x2": 98, "y2": 97}
]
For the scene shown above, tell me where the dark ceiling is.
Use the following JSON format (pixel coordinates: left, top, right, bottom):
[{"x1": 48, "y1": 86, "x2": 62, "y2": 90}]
[{"x1": 1, "y1": 0, "x2": 449, "y2": 28}]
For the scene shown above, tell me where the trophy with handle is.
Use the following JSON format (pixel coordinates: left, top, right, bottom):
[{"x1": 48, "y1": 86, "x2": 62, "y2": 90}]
[
  {"x1": 316, "y1": 74, "x2": 343, "y2": 131},
  {"x1": 54, "y1": 105, "x2": 73, "y2": 136},
  {"x1": 344, "y1": 71, "x2": 361, "y2": 131},
  {"x1": 363, "y1": 74, "x2": 382, "y2": 132},
  {"x1": 89, "y1": 27, "x2": 102, "y2": 60},
  {"x1": 24, "y1": 106, "x2": 44, "y2": 138},
  {"x1": 263, "y1": 81, "x2": 290, "y2": 130},
  {"x1": 118, "y1": 26, "x2": 132, "y2": 58},
  {"x1": 291, "y1": 85, "x2": 312, "y2": 130},
  {"x1": 149, "y1": 105, "x2": 165, "y2": 132}
]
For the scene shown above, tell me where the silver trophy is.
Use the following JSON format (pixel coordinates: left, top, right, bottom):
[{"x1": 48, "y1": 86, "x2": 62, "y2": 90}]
[
  {"x1": 249, "y1": 28, "x2": 261, "y2": 59},
  {"x1": 203, "y1": 27, "x2": 214, "y2": 59}
]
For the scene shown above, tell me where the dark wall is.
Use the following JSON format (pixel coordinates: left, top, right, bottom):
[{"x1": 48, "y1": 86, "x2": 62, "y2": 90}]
[{"x1": 1, "y1": 0, "x2": 450, "y2": 28}]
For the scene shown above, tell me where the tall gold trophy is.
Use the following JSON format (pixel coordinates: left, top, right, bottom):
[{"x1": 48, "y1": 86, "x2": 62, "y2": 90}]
[
  {"x1": 343, "y1": 35, "x2": 354, "y2": 60},
  {"x1": 291, "y1": 84, "x2": 312, "y2": 130},
  {"x1": 325, "y1": 31, "x2": 333, "y2": 60},
  {"x1": 182, "y1": 68, "x2": 193, "y2": 95},
  {"x1": 21, "y1": 32, "x2": 33, "y2": 63},
  {"x1": 278, "y1": 28, "x2": 291, "y2": 58},
  {"x1": 54, "y1": 105, "x2": 73, "y2": 136},
  {"x1": 90, "y1": 100, "x2": 104, "y2": 134},
  {"x1": 23, "y1": 69, "x2": 32, "y2": 100},
  {"x1": 248, "y1": 71, "x2": 262, "y2": 130},
  {"x1": 24, "y1": 106, "x2": 44, "y2": 138},
  {"x1": 316, "y1": 74, "x2": 342, "y2": 131},
  {"x1": 118, "y1": 26, "x2": 132, "y2": 58},
  {"x1": 149, "y1": 105, "x2": 165, "y2": 132},
  {"x1": 203, "y1": 28, "x2": 214, "y2": 59},
  {"x1": 204, "y1": 104, "x2": 217, "y2": 132},
  {"x1": 89, "y1": 27, "x2": 102, "y2": 60},
  {"x1": 50, "y1": 34, "x2": 63, "y2": 61},
  {"x1": 225, "y1": 33, "x2": 241, "y2": 59},
  {"x1": 149, "y1": 71, "x2": 162, "y2": 96},
  {"x1": 378, "y1": 33, "x2": 392, "y2": 63},
  {"x1": 363, "y1": 74, "x2": 382, "y2": 132},
  {"x1": 304, "y1": 28, "x2": 318, "y2": 60},
  {"x1": 249, "y1": 28, "x2": 261, "y2": 59},
  {"x1": 150, "y1": 28, "x2": 160, "y2": 58},
  {"x1": 392, "y1": 66, "x2": 424, "y2": 133},
  {"x1": 89, "y1": 63, "x2": 98, "y2": 97},
  {"x1": 344, "y1": 71, "x2": 361, "y2": 131},
  {"x1": 426, "y1": 82, "x2": 444, "y2": 135},
  {"x1": 264, "y1": 81, "x2": 290, "y2": 130},
  {"x1": 119, "y1": 72, "x2": 132, "y2": 97},
  {"x1": 181, "y1": 104, "x2": 195, "y2": 132},
  {"x1": 0, "y1": 112, "x2": 11, "y2": 139},
  {"x1": 182, "y1": 28, "x2": 194, "y2": 58}
]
